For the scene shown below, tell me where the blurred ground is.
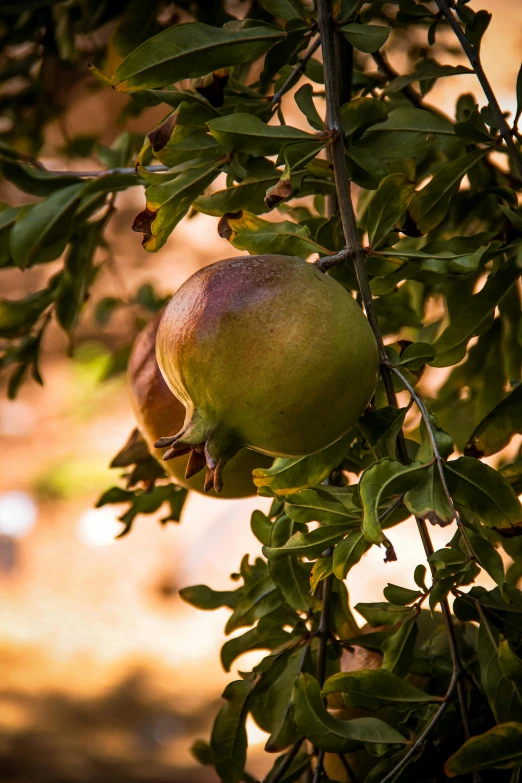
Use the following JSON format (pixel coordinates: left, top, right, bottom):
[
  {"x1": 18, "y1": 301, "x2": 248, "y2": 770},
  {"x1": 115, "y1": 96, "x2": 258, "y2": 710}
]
[{"x1": 1, "y1": 3, "x2": 521, "y2": 781}]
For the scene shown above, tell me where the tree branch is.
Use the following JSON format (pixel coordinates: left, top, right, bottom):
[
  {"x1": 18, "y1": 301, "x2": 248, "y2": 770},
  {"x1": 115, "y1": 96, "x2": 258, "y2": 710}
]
[
  {"x1": 337, "y1": 752, "x2": 359, "y2": 783},
  {"x1": 434, "y1": 0, "x2": 522, "y2": 182},
  {"x1": 316, "y1": 0, "x2": 472, "y2": 771},
  {"x1": 379, "y1": 669, "x2": 459, "y2": 783},
  {"x1": 312, "y1": 749, "x2": 327, "y2": 783},
  {"x1": 271, "y1": 35, "x2": 321, "y2": 105},
  {"x1": 386, "y1": 363, "x2": 476, "y2": 561},
  {"x1": 315, "y1": 551, "x2": 334, "y2": 689}
]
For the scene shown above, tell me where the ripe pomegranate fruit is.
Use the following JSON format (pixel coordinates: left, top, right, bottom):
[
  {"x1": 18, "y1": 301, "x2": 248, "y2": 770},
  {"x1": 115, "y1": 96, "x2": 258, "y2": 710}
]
[
  {"x1": 128, "y1": 315, "x2": 271, "y2": 498},
  {"x1": 155, "y1": 254, "x2": 379, "y2": 492}
]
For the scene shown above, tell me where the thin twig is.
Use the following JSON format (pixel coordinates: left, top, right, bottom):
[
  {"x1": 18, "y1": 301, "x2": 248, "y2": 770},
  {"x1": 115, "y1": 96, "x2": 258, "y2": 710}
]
[
  {"x1": 312, "y1": 749, "x2": 327, "y2": 783},
  {"x1": 271, "y1": 35, "x2": 321, "y2": 105},
  {"x1": 379, "y1": 669, "x2": 459, "y2": 783},
  {"x1": 267, "y1": 738, "x2": 305, "y2": 783},
  {"x1": 434, "y1": 0, "x2": 522, "y2": 182},
  {"x1": 373, "y1": 46, "x2": 519, "y2": 188},
  {"x1": 386, "y1": 363, "x2": 476, "y2": 562},
  {"x1": 316, "y1": 0, "x2": 472, "y2": 768},
  {"x1": 41, "y1": 165, "x2": 168, "y2": 178},
  {"x1": 316, "y1": 554, "x2": 334, "y2": 689},
  {"x1": 372, "y1": 50, "x2": 423, "y2": 109},
  {"x1": 337, "y1": 752, "x2": 359, "y2": 783},
  {"x1": 314, "y1": 247, "x2": 354, "y2": 272}
]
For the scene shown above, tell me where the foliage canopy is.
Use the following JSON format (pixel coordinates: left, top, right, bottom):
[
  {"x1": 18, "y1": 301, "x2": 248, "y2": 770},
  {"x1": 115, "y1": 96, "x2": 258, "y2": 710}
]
[{"x1": 2, "y1": 0, "x2": 522, "y2": 781}]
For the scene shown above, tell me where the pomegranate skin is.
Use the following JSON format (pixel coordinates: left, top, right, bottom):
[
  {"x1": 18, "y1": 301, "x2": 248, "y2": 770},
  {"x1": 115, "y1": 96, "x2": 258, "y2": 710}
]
[
  {"x1": 156, "y1": 254, "x2": 379, "y2": 490},
  {"x1": 128, "y1": 316, "x2": 271, "y2": 498}
]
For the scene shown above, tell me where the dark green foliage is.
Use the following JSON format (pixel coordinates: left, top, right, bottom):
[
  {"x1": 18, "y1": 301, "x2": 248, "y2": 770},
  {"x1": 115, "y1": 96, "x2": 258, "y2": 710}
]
[{"x1": 2, "y1": 1, "x2": 522, "y2": 781}]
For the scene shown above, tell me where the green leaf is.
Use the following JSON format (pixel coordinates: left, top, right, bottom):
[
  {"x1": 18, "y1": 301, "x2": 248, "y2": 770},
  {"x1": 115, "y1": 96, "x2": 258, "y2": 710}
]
[
  {"x1": 55, "y1": 219, "x2": 104, "y2": 340},
  {"x1": 332, "y1": 530, "x2": 370, "y2": 580},
  {"x1": 294, "y1": 84, "x2": 325, "y2": 130},
  {"x1": 221, "y1": 619, "x2": 293, "y2": 672},
  {"x1": 190, "y1": 738, "x2": 213, "y2": 766},
  {"x1": 341, "y1": 96, "x2": 388, "y2": 137},
  {"x1": 386, "y1": 59, "x2": 473, "y2": 97},
  {"x1": 367, "y1": 174, "x2": 415, "y2": 250},
  {"x1": 516, "y1": 62, "x2": 522, "y2": 127},
  {"x1": 340, "y1": 23, "x2": 391, "y2": 53},
  {"x1": 265, "y1": 644, "x2": 309, "y2": 752},
  {"x1": 261, "y1": 0, "x2": 308, "y2": 20},
  {"x1": 225, "y1": 576, "x2": 282, "y2": 634},
  {"x1": 465, "y1": 10, "x2": 492, "y2": 54},
  {"x1": 445, "y1": 723, "x2": 522, "y2": 777},
  {"x1": 478, "y1": 609, "x2": 522, "y2": 723},
  {"x1": 404, "y1": 464, "x2": 454, "y2": 526},
  {"x1": 383, "y1": 585, "x2": 422, "y2": 605},
  {"x1": 96, "y1": 483, "x2": 187, "y2": 536},
  {"x1": 354, "y1": 602, "x2": 414, "y2": 628},
  {"x1": 260, "y1": 18, "x2": 308, "y2": 91},
  {"x1": 381, "y1": 615, "x2": 418, "y2": 676},
  {"x1": 360, "y1": 459, "x2": 428, "y2": 546},
  {"x1": 208, "y1": 113, "x2": 315, "y2": 157},
  {"x1": 431, "y1": 263, "x2": 521, "y2": 367},
  {"x1": 358, "y1": 107, "x2": 454, "y2": 162},
  {"x1": 310, "y1": 557, "x2": 333, "y2": 593},
  {"x1": 111, "y1": 22, "x2": 285, "y2": 92},
  {"x1": 445, "y1": 457, "x2": 522, "y2": 532},
  {"x1": 414, "y1": 565, "x2": 427, "y2": 592},
  {"x1": 409, "y1": 149, "x2": 488, "y2": 234},
  {"x1": 465, "y1": 384, "x2": 522, "y2": 457},
  {"x1": 253, "y1": 434, "x2": 351, "y2": 495},
  {"x1": 291, "y1": 674, "x2": 408, "y2": 753},
  {"x1": 500, "y1": 641, "x2": 522, "y2": 690},
  {"x1": 285, "y1": 487, "x2": 360, "y2": 527},
  {"x1": 467, "y1": 530, "x2": 505, "y2": 587},
  {"x1": 135, "y1": 161, "x2": 221, "y2": 251},
  {"x1": 251, "y1": 509, "x2": 273, "y2": 546},
  {"x1": 179, "y1": 584, "x2": 240, "y2": 610},
  {"x1": 218, "y1": 211, "x2": 329, "y2": 258},
  {"x1": 455, "y1": 105, "x2": 493, "y2": 143},
  {"x1": 416, "y1": 407, "x2": 454, "y2": 462},
  {"x1": 0, "y1": 157, "x2": 84, "y2": 197},
  {"x1": 0, "y1": 287, "x2": 55, "y2": 339},
  {"x1": 194, "y1": 172, "x2": 279, "y2": 216},
  {"x1": 270, "y1": 555, "x2": 313, "y2": 612},
  {"x1": 358, "y1": 405, "x2": 410, "y2": 461},
  {"x1": 395, "y1": 342, "x2": 436, "y2": 370},
  {"x1": 210, "y1": 679, "x2": 253, "y2": 783},
  {"x1": 264, "y1": 525, "x2": 350, "y2": 561},
  {"x1": 10, "y1": 183, "x2": 85, "y2": 269},
  {"x1": 322, "y1": 668, "x2": 440, "y2": 710}
]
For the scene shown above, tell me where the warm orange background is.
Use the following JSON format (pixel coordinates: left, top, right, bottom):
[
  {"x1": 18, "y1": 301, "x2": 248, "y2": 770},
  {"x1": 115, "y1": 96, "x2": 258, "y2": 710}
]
[{"x1": 1, "y1": 3, "x2": 521, "y2": 780}]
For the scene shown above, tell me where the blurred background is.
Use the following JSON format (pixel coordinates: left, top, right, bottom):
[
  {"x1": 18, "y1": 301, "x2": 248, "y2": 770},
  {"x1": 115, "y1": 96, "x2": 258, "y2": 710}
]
[{"x1": 1, "y1": 1, "x2": 521, "y2": 780}]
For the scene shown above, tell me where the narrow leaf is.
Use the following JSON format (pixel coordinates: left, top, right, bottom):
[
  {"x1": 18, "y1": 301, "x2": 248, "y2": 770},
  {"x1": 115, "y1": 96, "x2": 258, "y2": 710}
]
[
  {"x1": 322, "y1": 668, "x2": 440, "y2": 710},
  {"x1": 446, "y1": 723, "x2": 522, "y2": 777},
  {"x1": 431, "y1": 262, "x2": 521, "y2": 367},
  {"x1": 409, "y1": 149, "x2": 487, "y2": 234},
  {"x1": 291, "y1": 673, "x2": 408, "y2": 753},
  {"x1": 111, "y1": 22, "x2": 285, "y2": 91}
]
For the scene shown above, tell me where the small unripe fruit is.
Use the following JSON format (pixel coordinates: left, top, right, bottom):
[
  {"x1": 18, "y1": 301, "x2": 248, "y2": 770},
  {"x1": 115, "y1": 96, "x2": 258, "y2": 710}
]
[
  {"x1": 127, "y1": 315, "x2": 271, "y2": 498},
  {"x1": 156, "y1": 254, "x2": 379, "y2": 491}
]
